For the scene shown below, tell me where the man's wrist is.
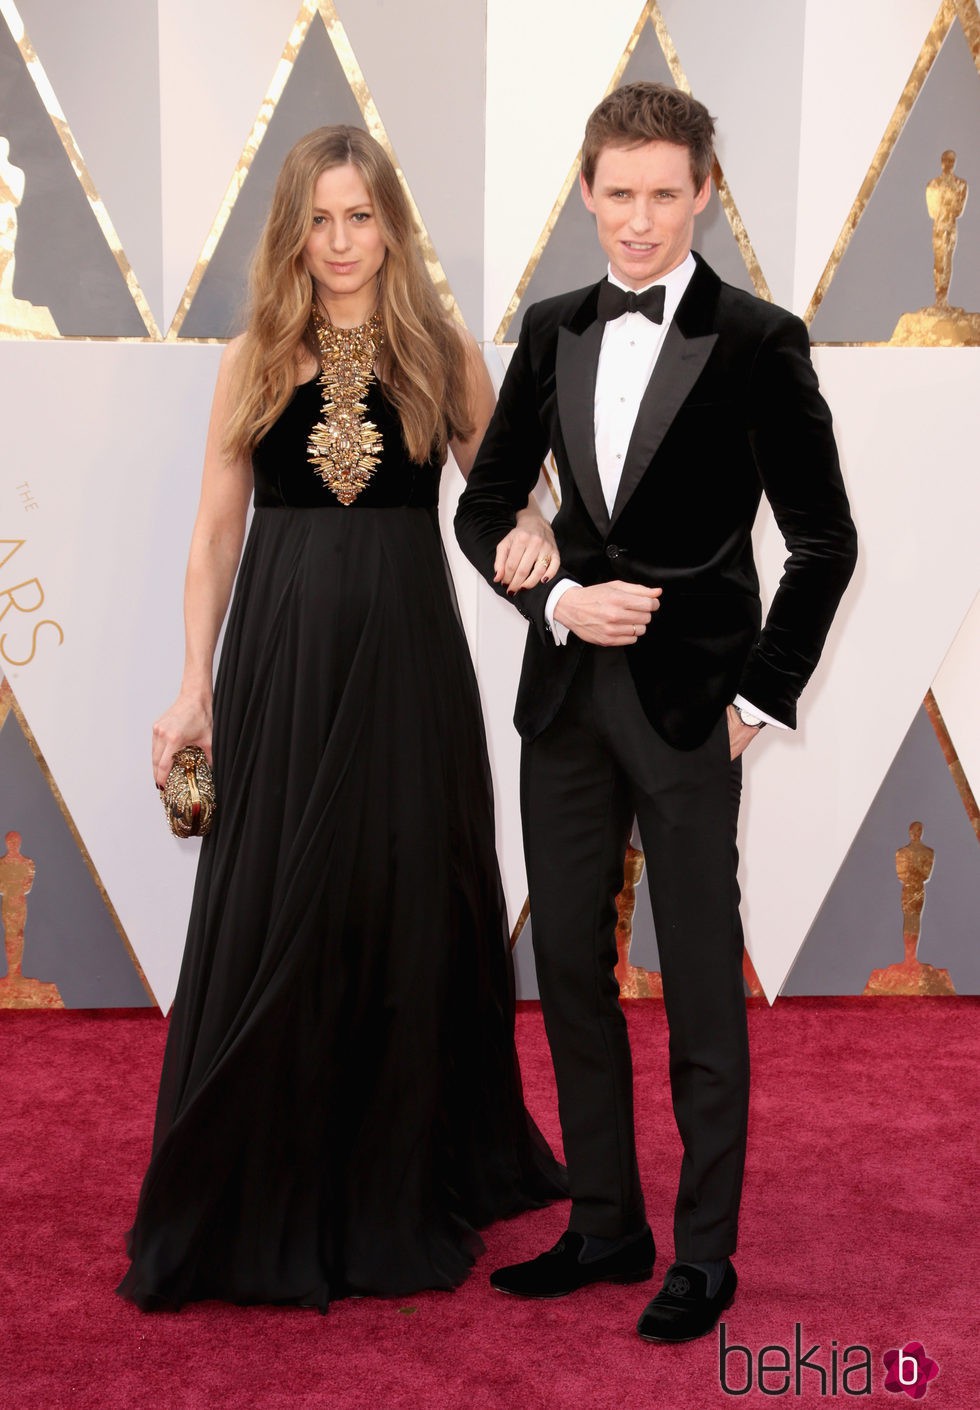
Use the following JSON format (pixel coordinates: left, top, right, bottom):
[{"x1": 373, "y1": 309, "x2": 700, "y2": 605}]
[
  {"x1": 732, "y1": 704, "x2": 765, "y2": 729},
  {"x1": 545, "y1": 579, "x2": 579, "y2": 645},
  {"x1": 731, "y1": 695, "x2": 788, "y2": 730}
]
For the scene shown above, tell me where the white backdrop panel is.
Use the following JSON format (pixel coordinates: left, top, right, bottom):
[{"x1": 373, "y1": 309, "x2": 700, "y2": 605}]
[
  {"x1": 932, "y1": 590, "x2": 980, "y2": 807},
  {"x1": 1, "y1": 343, "x2": 222, "y2": 1007},
  {"x1": 744, "y1": 348, "x2": 980, "y2": 995}
]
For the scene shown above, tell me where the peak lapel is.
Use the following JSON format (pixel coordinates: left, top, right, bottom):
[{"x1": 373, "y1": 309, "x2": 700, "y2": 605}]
[
  {"x1": 556, "y1": 319, "x2": 609, "y2": 536},
  {"x1": 610, "y1": 255, "x2": 721, "y2": 527}
]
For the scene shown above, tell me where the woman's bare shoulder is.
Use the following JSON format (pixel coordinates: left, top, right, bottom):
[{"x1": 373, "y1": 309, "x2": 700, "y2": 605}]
[{"x1": 220, "y1": 333, "x2": 248, "y2": 370}]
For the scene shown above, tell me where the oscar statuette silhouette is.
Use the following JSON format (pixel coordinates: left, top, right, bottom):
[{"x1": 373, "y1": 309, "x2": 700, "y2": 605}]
[
  {"x1": 0, "y1": 831, "x2": 63, "y2": 1008},
  {"x1": 864, "y1": 822, "x2": 956, "y2": 995}
]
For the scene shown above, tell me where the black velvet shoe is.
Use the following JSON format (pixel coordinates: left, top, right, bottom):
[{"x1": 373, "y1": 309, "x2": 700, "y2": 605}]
[
  {"x1": 490, "y1": 1228, "x2": 655, "y2": 1298},
  {"x1": 636, "y1": 1260, "x2": 737, "y2": 1342}
]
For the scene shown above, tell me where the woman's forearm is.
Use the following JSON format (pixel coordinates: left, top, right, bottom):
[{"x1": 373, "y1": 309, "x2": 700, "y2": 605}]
[{"x1": 178, "y1": 517, "x2": 248, "y2": 703}]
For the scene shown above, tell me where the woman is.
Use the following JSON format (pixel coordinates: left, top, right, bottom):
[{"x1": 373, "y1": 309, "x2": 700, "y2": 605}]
[{"x1": 118, "y1": 126, "x2": 565, "y2": 1312}]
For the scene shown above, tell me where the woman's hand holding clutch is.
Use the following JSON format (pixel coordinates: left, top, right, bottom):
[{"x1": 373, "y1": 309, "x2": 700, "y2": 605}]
[{"x1": 152, "y1": 694, "x2": 213, "y2": 790}]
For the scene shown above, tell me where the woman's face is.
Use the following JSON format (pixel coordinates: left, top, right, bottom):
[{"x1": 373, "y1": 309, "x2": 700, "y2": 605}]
[{"x1": 302, "y1": 163, "x2": 387, "y2": 321}]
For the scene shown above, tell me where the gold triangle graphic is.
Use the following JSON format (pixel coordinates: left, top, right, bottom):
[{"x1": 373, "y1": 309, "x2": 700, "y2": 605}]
[
  {"x1": 493, "y1": 0, "x2": 771, "y2": 344},
  {"x1": 0, "y1": 0, "x2": 161, "y2": 340},
  {"x1": 924, "y1": 688, "x2": 980, "y2": 844},
  {"x1": 540, "y1": 451, "x2": 560, "y2": 510},
  {"x1": 167, "y1": 0, "x2": 459, "y2": 342},
  {"x1": 805, "y1": 0, "x2": 980, "y2": 334},
  {"x1": 0, "y1": 677, "x2": 157, "y2": 1005},
  {"x1": 509, "y1": 895, "x2": 530, "y2": 950}
]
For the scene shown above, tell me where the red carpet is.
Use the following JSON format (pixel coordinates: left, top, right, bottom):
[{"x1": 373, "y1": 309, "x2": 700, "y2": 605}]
[{"x1": 2, "y1": 998, "x2": 977, "y2": 1409}]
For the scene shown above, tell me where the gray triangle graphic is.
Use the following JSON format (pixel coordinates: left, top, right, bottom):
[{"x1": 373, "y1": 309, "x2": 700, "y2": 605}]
[
  {"x1": 0, "y1": 689, "x2": 151, "y2": 1007},
  {"x1": 512, "y1": 914, "x2": 538, "y2": 1000},
  {"x1": 0, "y1": 16, "x2": 147, "y2": 336},
  {"x1": 629, "y1": 861, "x2": 661, "y2": 971},
  {"x1": 179, "y1": 16, "x2": 367, "y2": 340},
  {"x1": 810, "y1": 20, "x2": 980, "y2": 343},
  {"x1": 781, "y1": 706, "x2": 980, "y2": 995},
  {"x1": 503, "y1": 21, "x2": 757, "y2": 341}
]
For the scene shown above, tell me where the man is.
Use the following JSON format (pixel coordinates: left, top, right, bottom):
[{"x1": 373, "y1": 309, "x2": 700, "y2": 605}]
[{"x1": 455, "y1": 82, "x2": 857, "y2": 1343}]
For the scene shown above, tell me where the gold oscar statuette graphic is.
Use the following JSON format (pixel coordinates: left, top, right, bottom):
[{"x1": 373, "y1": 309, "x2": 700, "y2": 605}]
[
  {"x1": 864, "y1": 822, "x2": 956, "y2": 996},
  {"x1": 615, "y1": 847, "x2": 663, "y2": 999},
  {"x1": 891, "y1": 150, "x2": 980, "y2": 346},
  {"x1": 613, "y1": 846, "x2": 765, "y2": 1000},
  {"x1": 0, "y1": 135, "x2": 58, "y2": 338},
  {"x1": 0, "y1": 830, "x2": 63, "y2": 1008}
]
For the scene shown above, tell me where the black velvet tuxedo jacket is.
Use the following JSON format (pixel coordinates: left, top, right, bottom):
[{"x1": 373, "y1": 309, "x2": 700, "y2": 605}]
[{"x1": 455, "y1": 254, "x2": 858, "y2": 751}]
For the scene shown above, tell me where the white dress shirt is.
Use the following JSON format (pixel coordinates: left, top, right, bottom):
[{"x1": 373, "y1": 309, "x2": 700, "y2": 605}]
[{"x1": 543, "y1": 254, "x2": 784, "y2": 729}]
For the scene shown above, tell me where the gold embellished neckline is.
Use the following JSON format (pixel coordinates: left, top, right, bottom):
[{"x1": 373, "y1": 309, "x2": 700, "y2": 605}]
[{"x1": 307, "y1": 307, "x2": 384, "y2": 506}]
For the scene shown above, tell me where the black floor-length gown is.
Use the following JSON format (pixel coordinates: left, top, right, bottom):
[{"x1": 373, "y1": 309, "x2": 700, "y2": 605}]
[{"x1": 118, "y1": 372, "x2": 565, "y2": 1311}]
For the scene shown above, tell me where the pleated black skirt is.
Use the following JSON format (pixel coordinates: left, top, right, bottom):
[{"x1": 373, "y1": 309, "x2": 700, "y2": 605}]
[{"x1": 119, "y1": 506, "x2": 565, "y2": 1311}]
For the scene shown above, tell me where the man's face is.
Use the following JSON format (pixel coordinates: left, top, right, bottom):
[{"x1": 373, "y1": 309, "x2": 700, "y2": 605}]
[{"x1": 580, "y1": 140, "x2": 710, "y2": 289}]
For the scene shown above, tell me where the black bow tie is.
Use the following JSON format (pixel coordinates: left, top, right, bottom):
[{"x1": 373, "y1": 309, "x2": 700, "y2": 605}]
[{"x1": 596, "y1": 280, "x2": 666, "y2": 324}]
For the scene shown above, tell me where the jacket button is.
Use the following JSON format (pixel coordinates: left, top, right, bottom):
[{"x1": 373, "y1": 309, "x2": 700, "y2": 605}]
[{"x1": 606, "y1": 544, "x2": 621, "y2": 560}]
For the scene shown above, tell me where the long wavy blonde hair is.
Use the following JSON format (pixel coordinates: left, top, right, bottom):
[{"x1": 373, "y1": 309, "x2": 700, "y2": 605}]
[{"x1": 224, "y1": 126, "x2": 472, "y2": 464}]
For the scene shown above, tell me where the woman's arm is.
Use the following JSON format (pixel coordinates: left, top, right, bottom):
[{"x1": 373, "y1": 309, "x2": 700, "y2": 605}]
[
  {"x1": 449, "y1": 330, "x2": 560, "y2": 594},
  {"x1": 152, "y1": 340, "x2": 253, "y2": 787}
]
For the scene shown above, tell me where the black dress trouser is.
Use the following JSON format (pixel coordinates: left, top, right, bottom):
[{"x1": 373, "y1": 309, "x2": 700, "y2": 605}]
[{"x1": 521, "y1": 645, "x2": 749, "y2": 1261}]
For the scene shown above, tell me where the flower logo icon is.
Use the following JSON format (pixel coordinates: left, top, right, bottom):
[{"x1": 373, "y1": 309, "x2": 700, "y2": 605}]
[{"x1": 883, "y1": 1342, "x2": 940, "y2": 1399}]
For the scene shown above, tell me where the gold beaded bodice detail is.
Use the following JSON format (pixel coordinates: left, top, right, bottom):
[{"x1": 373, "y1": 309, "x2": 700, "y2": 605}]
[{"x1": 307, "y1": 308, "x2": 384, "y2": 506}]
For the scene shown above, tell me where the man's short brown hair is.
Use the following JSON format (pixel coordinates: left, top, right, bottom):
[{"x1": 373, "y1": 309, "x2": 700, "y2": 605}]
[{"x1": 581, "y1": 82, "x2": 715, "y2": 193}]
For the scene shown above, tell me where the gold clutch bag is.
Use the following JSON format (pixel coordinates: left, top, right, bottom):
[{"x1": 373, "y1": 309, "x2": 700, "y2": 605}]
[{"x1": 162, "y1": 745, "x2": 216, "y2": 838}]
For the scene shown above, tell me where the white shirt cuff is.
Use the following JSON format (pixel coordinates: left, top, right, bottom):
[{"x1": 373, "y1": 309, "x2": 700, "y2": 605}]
[
  {"x1": 733, "y1": 694, "x2": 789, "y2": 731},
  {"x1": 545, "y1": 579, "x2": 579, "y2": 645}
]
